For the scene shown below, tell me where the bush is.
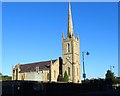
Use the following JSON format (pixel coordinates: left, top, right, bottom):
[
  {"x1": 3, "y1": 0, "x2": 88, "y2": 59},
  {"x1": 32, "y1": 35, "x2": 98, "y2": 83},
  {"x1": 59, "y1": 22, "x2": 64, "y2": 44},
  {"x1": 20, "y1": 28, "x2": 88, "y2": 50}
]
[{"x1": 63, "y1": 71, "x2": 69, "y2": 82}]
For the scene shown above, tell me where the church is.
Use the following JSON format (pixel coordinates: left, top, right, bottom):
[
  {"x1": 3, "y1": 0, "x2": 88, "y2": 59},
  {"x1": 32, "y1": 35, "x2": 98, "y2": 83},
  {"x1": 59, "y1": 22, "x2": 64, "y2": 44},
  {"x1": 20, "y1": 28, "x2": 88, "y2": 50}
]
[{"x1": 12, "y1": 2, "x2": 81, "y2": 83}]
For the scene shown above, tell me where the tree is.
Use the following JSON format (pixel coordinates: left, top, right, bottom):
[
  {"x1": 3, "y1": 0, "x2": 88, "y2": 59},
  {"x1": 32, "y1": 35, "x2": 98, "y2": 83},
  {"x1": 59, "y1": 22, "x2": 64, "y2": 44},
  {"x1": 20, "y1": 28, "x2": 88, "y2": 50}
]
[
  {"x1": 105, "y1": 70, "x2": 115, "y2": 80},
  {"x1": 0, "y1": 73, "x2": 2, "y2": 80},
  {"x1": 105, "y1": 70, "x2": 115, "y2": 85},
  {"x1": 0, "y1": 73, "x2": 12, "y2": 80},
  {"x1": 0, "y1": 72, "x2": 2, "y2": 75},
  {"x1": 63, "y1": 71, "x2": 69, "y2": 82}
]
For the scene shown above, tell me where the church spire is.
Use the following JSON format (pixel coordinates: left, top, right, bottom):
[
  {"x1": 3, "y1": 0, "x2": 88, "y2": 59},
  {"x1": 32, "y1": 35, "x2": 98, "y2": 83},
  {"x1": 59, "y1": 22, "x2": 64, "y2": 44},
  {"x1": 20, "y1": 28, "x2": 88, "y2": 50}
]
[{"x1": 67, "y1": 0, "x2": 74, "y2": 38}]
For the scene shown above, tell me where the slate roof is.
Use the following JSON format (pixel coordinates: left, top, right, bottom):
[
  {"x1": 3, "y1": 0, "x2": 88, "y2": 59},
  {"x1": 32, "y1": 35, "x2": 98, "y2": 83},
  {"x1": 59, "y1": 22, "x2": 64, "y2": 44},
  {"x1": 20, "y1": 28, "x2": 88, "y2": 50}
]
[{"x1": 19, "y1": 59, "x2": 57, "y2": 73}]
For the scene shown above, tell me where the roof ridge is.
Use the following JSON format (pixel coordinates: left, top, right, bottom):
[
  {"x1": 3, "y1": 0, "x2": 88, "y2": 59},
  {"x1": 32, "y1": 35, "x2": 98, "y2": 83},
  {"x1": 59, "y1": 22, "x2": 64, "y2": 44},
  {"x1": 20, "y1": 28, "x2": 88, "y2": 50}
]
[{"x1": 20, "y1": 59, "x2": 57, "y2": 65}]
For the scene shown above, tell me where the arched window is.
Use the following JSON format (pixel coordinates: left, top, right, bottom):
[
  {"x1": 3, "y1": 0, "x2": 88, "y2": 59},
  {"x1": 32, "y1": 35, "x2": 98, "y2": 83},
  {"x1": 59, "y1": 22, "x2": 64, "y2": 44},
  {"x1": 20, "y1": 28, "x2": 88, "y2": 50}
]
[
  {"x1": 21, "y1": 75, "x2": 24, "y2": 80},
  {"x1": 68, "y1": 67, "x2": 70, "y2": 76},
  {"x1": 47, "y1": 73, "x2": 49, "y2": 80},
  {"x1": 77, "y1": 68, "x2": 79, "y2": 76},
  {"x1": 68, "y1": 43, "x2": 70, "y2": 52},
  {"x1": 54, "y1": 70, "x2": 56, "y2": 79}
]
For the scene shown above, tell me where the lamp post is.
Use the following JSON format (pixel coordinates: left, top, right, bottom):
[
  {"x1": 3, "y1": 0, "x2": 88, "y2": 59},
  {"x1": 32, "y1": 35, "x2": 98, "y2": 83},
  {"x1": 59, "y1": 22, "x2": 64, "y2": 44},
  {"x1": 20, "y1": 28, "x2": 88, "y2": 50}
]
[
  {"x1": 82, "y1": 51, "x2": 89, "y2": 82},
  {"x1": 110, "y1": 66, "x2": 114, "y2": 72}
]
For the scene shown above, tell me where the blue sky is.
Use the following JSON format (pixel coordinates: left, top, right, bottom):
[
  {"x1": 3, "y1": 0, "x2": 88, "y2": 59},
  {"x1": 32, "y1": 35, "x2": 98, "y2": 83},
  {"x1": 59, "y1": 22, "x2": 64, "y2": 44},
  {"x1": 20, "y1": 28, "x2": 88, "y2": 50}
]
[{"x1": 2, "y1": 2, "x2": 118, "y2": 79}]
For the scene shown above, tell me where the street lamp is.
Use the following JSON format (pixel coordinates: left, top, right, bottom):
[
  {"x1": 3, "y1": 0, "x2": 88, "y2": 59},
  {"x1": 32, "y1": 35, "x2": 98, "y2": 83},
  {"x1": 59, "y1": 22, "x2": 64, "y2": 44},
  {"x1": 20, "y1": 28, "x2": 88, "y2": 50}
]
[
  {"x1": 82, "y1": 51, "x2": 89, "y2": 82},
  {"x1": 110, "y1": 66, "x2": 115, "y2": 72}
]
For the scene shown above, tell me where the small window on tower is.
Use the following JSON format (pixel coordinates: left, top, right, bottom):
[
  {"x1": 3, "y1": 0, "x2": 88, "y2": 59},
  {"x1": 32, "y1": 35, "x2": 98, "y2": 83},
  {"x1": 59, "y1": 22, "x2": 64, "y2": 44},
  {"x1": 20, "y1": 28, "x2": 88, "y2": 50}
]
[
  {"x1": 54, "y1": 70, "x2": 56, "y2": 79},
  {"x1": 77, "y1": 68, "x2": 78, "y2": 76},
  {"x1": 68, "y1": 67, "x2": 70, "y2": 76},
  {"x1": 68, "y1": 43, "x2": 70, "y2": 53}
]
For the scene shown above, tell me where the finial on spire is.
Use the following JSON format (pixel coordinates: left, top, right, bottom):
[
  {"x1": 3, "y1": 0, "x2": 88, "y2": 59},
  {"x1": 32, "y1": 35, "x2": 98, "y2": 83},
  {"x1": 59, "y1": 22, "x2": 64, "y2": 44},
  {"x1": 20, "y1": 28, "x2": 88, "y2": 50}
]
[{"x1": 67, "y1": 0, "x2": 74, "y2": 38}]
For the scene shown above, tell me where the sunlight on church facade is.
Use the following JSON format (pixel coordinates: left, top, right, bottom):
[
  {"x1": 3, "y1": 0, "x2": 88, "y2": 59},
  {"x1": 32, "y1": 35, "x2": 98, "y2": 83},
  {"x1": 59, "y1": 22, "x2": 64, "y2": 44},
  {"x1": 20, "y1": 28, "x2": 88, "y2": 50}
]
[{"x1": 12, "y1": 2, "x2": 81, "y2": 83}]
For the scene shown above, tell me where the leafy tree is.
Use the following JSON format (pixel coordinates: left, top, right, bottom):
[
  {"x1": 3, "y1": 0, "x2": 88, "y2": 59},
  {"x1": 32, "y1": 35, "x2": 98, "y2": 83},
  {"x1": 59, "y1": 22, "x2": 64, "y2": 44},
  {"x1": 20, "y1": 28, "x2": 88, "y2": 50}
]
[
  {"x1": 105, "y1": 70, "x2": 115, "y2": 80},
  {"x1": 0, "y1": 73, "x2": 2, "y2": 80},
  {"x1": 0, "y1": 73, "x2": 12, "y2": 80},
  {"x1": 2, "y1": 75, "x2": 12, "y2": 80},
  {"x1": 105, "y1": 70, "x2": 115, "y2": 85},
  {"x1": 63, "y1": 71, "x2": 69, "y2": 82},
  {"x1": 0, "y1": 72, "x2": 2, "y2": 75}
]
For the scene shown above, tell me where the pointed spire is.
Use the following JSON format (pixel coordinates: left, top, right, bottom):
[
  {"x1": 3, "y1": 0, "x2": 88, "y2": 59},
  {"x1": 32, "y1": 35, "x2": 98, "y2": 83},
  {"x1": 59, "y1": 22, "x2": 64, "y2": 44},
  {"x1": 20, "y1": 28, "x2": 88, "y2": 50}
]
[
  {"x1": 62, "y1": 32, "x2": 64, "y2": 39},
  {"x1": 67, "y1": 0, "x2": 74, "y2": 38}
]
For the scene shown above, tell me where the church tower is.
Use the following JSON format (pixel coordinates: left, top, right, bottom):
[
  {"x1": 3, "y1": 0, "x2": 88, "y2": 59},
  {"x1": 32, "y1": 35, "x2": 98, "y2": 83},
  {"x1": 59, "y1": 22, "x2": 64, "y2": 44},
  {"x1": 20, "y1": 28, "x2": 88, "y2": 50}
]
[{"x1": 62, "y1": 2, "x2": 81, "y2": 83}]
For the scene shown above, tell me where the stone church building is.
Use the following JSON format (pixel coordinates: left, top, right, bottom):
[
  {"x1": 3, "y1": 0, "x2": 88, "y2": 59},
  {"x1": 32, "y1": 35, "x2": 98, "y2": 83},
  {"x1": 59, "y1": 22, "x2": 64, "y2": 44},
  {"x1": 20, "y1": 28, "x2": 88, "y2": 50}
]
[{"x1": 12, "y1": 2, "x2": 81, "y2": 83}]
